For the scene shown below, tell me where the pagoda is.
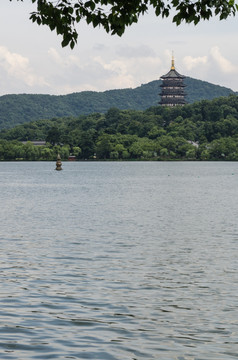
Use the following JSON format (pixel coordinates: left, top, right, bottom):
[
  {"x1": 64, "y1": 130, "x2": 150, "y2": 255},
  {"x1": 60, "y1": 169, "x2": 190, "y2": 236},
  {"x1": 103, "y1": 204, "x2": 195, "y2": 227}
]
[{"x1": 159, "y1": 56, "x2": 186, "y2": 107}]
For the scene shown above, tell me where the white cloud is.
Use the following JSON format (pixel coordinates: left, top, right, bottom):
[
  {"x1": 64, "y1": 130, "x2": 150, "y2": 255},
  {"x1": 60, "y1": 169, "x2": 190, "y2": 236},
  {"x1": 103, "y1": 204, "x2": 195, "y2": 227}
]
[
  {"x1": 93, "y1": 57, "x2": 135, "y2": 89},
  {"x1": 93, "y1": 54, "x2": 162, "y2": 89},
  {"x1": 183, "y1": 55, "x2": 208, "y2": 71},
  {"x1": 210, "y1": 46, "x2": 238, "y2": 74},
  {"x1": 45, "y1": 47, "x2": 163, "y2": 93},
  {"x1": 0, "y1": 46, "x2": 49, "y2": 89},
  {"x1": 48, "y1": 48, "x2": 81, "y2": 68}
]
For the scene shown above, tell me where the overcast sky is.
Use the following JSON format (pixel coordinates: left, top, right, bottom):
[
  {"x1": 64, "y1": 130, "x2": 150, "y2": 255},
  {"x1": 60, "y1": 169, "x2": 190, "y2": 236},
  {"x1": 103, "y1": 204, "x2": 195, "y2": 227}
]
[{"x1": 0, "y1": 2, "x2": 238, "y2": 96}]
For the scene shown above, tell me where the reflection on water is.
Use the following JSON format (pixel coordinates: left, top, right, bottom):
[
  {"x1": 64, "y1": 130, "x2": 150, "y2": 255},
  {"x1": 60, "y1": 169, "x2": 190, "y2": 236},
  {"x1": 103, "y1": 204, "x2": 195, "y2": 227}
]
[{"x1": 0, "y1": 161, "x2": 238, "y2": 359}]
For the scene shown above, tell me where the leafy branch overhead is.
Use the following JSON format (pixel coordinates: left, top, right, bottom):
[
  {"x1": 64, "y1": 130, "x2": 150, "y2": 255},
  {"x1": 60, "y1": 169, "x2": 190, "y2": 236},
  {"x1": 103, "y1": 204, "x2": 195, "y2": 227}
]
[{"x1": 12, "y1": 0, "x2": 238, "y2": 48}]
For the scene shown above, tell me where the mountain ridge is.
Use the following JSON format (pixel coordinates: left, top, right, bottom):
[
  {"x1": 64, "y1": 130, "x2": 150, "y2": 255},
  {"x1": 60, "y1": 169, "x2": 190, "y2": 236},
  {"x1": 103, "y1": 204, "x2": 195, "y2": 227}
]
[{"x1": 0, "y1": 77, "x2": 236, "y2": 130}]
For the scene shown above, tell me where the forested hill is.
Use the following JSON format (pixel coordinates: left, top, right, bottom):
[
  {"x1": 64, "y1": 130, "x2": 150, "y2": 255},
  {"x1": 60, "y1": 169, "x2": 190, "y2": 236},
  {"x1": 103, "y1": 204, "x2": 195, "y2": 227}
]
[
  {"x1": 0, "y1": 77, "x2": 235, "y2": 130},
  {"x1": 1, "y1": 95, "x2": 238, "y2": 161}
]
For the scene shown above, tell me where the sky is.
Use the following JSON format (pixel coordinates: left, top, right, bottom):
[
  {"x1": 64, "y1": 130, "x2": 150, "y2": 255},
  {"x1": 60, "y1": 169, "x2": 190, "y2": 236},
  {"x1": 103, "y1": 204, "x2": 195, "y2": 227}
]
[{"x1": 0, "y1": 1, "x2": 238, "y2": 96}]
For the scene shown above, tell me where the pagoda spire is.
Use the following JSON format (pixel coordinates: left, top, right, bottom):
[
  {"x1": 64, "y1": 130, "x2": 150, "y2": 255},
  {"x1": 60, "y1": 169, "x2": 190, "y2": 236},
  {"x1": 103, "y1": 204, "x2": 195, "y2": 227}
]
[{"x1": 171, "y1": 52, "x2": 175, "y2": 70}]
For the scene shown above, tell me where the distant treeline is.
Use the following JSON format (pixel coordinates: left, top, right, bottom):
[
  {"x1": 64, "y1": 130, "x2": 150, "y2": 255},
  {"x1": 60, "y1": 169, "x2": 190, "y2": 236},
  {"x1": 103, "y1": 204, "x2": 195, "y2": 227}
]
[
  {"x1": 0, "y1": 77, "x2": 235, "y2": 130},
  {"x1": 1, "y1": 95, "x2": 238, "y2": 161}
]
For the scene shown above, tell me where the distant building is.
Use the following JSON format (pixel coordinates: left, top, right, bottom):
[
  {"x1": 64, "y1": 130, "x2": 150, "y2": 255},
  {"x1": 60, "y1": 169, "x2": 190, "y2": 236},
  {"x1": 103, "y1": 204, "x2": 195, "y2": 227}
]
[
  {"x1": 22, "y1": 141, "x2": 46, "y2": 146},
  {"x1": 159, "y1": 56, "x2": 186, "y2": 107}
]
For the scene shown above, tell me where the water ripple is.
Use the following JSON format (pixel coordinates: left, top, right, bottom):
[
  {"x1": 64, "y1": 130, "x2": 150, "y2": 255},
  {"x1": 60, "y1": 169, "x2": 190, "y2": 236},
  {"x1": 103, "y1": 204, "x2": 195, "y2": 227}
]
[{"x1": 0, "y1": 162, "x2": 238, "y2": 359}]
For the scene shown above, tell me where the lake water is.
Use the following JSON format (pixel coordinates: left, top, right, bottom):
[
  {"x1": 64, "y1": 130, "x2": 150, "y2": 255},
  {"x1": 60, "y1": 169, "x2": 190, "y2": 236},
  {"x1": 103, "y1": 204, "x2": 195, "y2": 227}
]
[{"x1": 0, "y1": 161, "x2": 238, "y2": 360}]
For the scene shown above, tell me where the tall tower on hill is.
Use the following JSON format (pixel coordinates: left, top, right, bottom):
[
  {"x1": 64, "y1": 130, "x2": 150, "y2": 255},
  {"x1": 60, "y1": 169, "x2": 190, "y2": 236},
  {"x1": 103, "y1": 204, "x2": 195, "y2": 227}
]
[{"x1": 159, "y1": 56, "x2": 186, "y2": 107}]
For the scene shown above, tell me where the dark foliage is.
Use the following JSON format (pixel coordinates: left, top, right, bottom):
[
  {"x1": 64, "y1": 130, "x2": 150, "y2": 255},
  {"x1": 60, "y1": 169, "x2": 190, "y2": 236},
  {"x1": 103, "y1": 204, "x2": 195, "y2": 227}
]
[
  {"x1": 0, "y1": 78, "x2": 235, "y2": 130},
  {"x1": 1, "y1": 94, "x2": 238, "y2": 161},
  {"x1": 12, "y1": 1, "x2": 237, "y2": 48}
]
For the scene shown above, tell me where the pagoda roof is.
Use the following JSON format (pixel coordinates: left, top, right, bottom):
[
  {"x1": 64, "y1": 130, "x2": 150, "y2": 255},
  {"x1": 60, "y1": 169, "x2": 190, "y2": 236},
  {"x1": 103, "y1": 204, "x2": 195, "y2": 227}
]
[
  {"x1": 161, "y1": 68, "x2": 185, "y2": 79},
  {"x1": 160, "y1": 56, "x2": 185, "y2": 79}
]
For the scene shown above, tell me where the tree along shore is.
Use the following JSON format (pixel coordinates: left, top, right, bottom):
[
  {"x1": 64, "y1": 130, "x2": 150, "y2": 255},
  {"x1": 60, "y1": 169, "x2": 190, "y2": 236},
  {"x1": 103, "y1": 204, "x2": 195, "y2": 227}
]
[{"x1": 1, "y1": 95, "x2": 238, "y2": 161}]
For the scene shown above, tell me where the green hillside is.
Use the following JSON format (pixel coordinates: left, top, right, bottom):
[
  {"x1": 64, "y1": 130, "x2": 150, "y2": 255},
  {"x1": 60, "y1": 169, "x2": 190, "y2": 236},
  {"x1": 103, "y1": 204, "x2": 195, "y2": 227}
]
[
  {"x1": 1, "y1": 94, "x2": 238, "y2": 161},
  {"x1": 0, "y1": 78, "x2": 235, "y2": 130}
]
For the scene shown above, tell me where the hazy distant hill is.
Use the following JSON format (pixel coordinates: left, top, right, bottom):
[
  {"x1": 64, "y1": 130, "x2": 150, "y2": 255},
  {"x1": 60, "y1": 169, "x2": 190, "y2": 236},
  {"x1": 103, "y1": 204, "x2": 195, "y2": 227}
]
[{"x1": 0, "y1": 77, "x2": 235, "y2": 130}]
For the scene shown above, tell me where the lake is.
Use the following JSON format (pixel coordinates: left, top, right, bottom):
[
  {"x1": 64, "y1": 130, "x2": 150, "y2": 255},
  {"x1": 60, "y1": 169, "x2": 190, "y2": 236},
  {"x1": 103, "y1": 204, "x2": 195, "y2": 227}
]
[{"x1": 0, "y1": 161, "x2": 237, "y2": 359}]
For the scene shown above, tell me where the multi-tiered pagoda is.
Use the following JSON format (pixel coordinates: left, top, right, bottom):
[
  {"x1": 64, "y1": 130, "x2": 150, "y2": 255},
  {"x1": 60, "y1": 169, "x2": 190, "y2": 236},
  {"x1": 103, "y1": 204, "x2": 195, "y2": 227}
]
[{"x1": 159, "y1": 57, "x2": 186, "y2": 107}]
